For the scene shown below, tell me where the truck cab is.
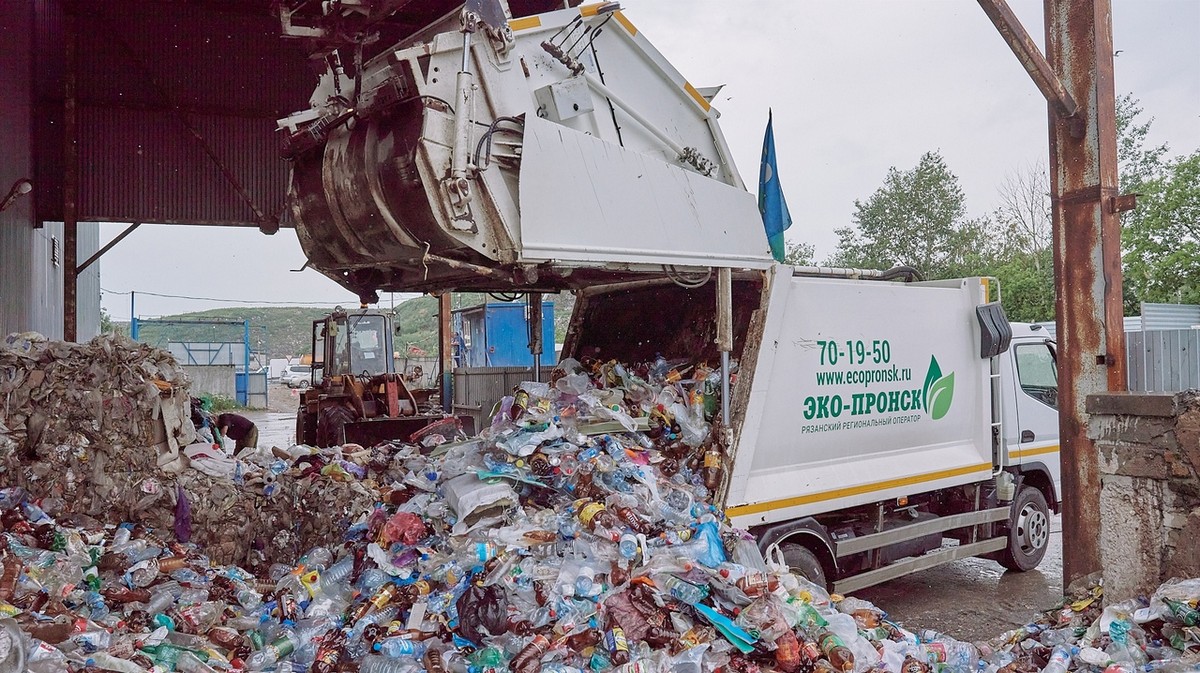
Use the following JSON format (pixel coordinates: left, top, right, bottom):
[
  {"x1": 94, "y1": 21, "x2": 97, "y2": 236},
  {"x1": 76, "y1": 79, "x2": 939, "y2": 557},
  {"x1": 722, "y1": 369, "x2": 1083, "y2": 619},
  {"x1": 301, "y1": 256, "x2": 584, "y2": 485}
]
[{"x1": 1000, "y1": 323, "x2": 1061, "y2": 507}]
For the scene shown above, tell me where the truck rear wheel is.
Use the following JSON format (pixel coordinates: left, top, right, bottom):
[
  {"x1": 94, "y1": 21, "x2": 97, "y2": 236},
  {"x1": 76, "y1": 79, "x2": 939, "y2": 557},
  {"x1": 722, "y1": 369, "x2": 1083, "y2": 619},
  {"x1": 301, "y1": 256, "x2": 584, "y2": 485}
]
[
  {"x1": 999, "y1": 486, "x2": 1050, "y2": 572},
  {"x1": 780, "y1": 543, "x2": 828, "y2": 590}
]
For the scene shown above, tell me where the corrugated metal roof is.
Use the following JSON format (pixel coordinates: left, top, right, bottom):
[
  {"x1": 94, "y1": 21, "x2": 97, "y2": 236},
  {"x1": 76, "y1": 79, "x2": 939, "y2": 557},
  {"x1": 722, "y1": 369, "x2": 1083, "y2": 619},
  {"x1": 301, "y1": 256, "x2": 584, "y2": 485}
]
[
  {"x1": 76, "y1": 2, "x2": 312, "y2": 118},
  {"x1": 79, "y1": 106, "x2": 287, "y2": 226}
]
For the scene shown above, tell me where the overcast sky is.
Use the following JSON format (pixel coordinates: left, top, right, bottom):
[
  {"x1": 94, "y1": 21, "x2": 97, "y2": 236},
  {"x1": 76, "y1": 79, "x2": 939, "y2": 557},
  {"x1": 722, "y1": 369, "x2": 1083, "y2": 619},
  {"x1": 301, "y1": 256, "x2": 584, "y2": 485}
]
[{"x1": 99, "y1": 0, "x2": 1200, "y2": 320}]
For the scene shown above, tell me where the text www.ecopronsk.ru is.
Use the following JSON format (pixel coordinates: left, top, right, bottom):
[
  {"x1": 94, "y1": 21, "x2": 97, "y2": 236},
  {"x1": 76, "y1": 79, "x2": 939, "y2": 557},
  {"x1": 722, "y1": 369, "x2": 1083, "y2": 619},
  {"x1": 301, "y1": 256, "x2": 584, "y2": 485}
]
[{"x1": 815, "y1": 364, "x2": 913, "y2": 387}]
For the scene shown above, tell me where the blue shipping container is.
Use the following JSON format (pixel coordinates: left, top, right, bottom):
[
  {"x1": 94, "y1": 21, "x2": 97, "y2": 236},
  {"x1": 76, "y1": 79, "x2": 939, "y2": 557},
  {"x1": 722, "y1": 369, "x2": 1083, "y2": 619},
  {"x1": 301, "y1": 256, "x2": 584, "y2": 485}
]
[{"x1": 453, "y1": 302, "x2": 557, "y2": 368}]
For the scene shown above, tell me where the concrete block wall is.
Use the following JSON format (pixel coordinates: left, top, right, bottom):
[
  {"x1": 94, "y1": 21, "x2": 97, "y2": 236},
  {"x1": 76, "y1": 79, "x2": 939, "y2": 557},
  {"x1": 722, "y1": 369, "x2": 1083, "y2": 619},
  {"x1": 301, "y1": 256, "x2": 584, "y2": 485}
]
[
  {"x1": 182, "y1": 365, "x2": 237, "y2": 400},
  {"x1": 1088, "y1": 391, "x2": 1200, "y2": 602}
]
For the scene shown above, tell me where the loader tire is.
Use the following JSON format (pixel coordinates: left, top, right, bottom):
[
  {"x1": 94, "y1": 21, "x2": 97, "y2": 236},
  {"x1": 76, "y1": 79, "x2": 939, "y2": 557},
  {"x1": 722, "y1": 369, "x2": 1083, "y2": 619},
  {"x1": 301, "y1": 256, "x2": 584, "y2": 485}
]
[
  {"x1": 295, "y1": 406, "x2": 315, "y2": 446},
  {"x1": 317, "y1": 404, "x2": 358, "y2": 448},
  {"x1": 999, "y1": 486, "x2": 1051, "y2": 572}
]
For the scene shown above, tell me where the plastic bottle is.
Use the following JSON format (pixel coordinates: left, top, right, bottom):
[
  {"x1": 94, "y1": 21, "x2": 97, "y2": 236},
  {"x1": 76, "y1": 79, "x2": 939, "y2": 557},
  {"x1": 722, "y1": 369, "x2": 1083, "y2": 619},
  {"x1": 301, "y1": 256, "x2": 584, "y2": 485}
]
[
  {"x1": 775, "y1": 629, "x2": 802, "y2": 672},
  {"x1": 72, "y1": 627, "x2": 112, "y2": 653},
  {"x1": 617, "y1": 534, "x2": 639, "y2": 561},
  {"x1": 176, "y1": 651, "x2": 219, "y2": 673},
  {"x1": 87, "y1": 652, "x2": 146, "y2": 673},
  {"x1": 657, "y1": 576, "x2": 708, "y2": 604},
  {"x1": 376, "y1": 637, "x2": 428, "y2": 659},
  {"x1": 510, "y1": 634, "x2": 551, "y2": 673},
  {"x1": 1162, "y1": 598, "x2": 1200, "y2": 626},
  {"x1": 359, "y1": 654, "x2": 418, "y2": 673},
  {"x1": 817, "y1": 631, "x2": 855, "y2": 672},
  {"x1": 298, "y1": 547, "x2": 333, "y2": 570},
  {"x1": 245, "y1": 630, "x2": 299, "y2": 671},
  {"x1": 1041, "y1": 645, "x2": 1076, "y2": 673}
]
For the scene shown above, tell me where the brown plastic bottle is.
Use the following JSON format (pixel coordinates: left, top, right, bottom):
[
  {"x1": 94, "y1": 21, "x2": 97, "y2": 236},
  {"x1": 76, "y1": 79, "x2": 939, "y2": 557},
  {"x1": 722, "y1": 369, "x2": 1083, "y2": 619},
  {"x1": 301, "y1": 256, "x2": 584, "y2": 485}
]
[
  {"x1": 311, "y1": 629, "x2": 347, "y2": 673},
  {"x1": 605, "y1": 627, "x2": 631, "y2": 665},
  {"x1": 900, "y1": 655, "x2": 931, "y2": 673},
  {"x1": 817, "y1": 631, "x2": 855, "y2": 672},
  {"x1": 774, "y1": 629, "x2": 802, "y2": 672},
  {"x1": 734, "y1": 572, "x2": 779, "y2": 598},
  {"x1": 509, "y1": 634, "x2": 550, "y2": 673},
  {"x1": 423, "y1": 648, "x2": 446, "y2": 673},
  {"x1": 612, "y1": 506, "x2": 654, "y2": 535},
  {"x1": 0, "y1": 558, "x2": 17, "y2": 601},
  {"x1": 701, "y1": 447, "x2": 723, "y2": 491},
  {"x1": 349, "y1": 583, "x2": 398, "y2": 622}
]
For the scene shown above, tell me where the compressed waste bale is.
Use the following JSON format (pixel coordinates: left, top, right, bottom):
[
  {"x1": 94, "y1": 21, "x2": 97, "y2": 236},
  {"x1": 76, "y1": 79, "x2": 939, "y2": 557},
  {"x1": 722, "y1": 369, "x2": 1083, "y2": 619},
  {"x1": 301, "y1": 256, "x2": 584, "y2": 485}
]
[
  {"x1": 0, "y1": 354, "x2": 1195, "y2": 672},
  {"x1": 0, "y1": 333, "x2": 389, "y2": 567}
]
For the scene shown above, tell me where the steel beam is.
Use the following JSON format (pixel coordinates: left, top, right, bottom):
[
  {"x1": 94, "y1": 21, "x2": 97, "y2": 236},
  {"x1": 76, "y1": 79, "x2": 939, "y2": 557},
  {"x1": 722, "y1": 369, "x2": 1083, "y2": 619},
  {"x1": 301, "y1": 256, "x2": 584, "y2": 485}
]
[
  {"x1": 1045, "y1": 0, "x2": 1126, "y2": 586},
  {"x1": 977, "y1": 0, "x2": 1078, "y2": 120},
  {"x1": 63, "y1": 11, "x2": 78, "y2": 342},
  {"x1": 77, "y1": 222, "x2": 141, "y2": 273},
  {"x1": 439, "y1": 293, "x2": 453, "y2": 414}
]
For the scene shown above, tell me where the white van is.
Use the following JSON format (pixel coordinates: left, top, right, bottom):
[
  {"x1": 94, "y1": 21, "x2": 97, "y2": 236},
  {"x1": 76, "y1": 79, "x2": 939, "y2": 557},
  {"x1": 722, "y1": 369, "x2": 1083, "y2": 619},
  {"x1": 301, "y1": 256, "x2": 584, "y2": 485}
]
[{"x1": 281, "y1": 364, "x2": 313, "y2": 389}]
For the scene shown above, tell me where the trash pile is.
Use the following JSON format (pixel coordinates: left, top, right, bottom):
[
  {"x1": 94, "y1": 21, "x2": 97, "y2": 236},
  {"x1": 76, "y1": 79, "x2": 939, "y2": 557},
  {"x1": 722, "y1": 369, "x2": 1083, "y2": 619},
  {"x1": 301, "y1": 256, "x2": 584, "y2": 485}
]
[
  {"x1": 0, "y1": 333, "x2": 384, "y2": 567},
  {"x1": 973, "y1": 577, "x2": 1200, "y2": 672},
  {"x1": 0, "y1": 354, "x2": 1196, "y2": 672},
  {"x1": 0, "y1": 331, "x2": 196, "y2": 462}
]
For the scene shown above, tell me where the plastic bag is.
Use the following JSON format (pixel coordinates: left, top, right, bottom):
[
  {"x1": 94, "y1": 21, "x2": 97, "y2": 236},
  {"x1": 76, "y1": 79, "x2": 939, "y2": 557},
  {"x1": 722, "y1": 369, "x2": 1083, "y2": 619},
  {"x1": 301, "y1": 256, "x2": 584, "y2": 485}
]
[{"x1": 456, "y1": 583, "x2": 509, "y2": 646}]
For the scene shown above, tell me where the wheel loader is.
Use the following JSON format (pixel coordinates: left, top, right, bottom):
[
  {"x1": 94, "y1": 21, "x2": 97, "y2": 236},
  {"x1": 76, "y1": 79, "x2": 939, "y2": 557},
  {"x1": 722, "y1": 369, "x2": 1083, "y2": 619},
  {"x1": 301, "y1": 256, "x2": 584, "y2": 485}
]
[{"x1": 295, "y1": 308, "x2": 469, "y2": 448}]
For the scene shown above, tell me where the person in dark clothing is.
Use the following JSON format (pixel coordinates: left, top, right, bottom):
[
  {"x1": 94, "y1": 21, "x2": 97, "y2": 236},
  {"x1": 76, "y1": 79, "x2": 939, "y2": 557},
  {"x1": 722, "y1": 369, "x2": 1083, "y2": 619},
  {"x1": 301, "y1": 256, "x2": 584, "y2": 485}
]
[{"x1": 216, "y1": 412, "x2": 258, "y2": 456}]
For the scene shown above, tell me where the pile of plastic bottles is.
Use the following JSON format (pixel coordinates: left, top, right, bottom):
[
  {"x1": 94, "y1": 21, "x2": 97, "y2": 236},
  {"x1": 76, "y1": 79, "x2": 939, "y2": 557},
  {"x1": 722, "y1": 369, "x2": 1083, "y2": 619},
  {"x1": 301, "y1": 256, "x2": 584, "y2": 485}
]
[{"x1": 0, "y1": 356, "x2": 1195, "y2": 673}]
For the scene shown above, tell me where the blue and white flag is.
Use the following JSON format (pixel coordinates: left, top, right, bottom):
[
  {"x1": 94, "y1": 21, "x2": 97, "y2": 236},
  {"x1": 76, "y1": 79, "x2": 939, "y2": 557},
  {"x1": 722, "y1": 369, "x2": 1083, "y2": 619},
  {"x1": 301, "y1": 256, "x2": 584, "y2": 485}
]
[{"x1": 758, "y1": 110, "x2": 793, "y2": 263}]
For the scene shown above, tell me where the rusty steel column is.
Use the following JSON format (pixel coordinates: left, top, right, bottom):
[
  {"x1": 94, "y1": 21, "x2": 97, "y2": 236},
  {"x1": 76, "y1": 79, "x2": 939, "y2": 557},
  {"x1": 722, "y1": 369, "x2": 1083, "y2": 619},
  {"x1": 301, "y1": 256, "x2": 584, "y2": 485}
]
[
  {"x1": 439, "y1": 293, "x2": 453, "y2": 414},
  {"x1": 1045, "y1": 0, "x2": 1127, "y2": 586},
  {"x1": 62, "y1": 10, "x2": 79, "y2": 342}
]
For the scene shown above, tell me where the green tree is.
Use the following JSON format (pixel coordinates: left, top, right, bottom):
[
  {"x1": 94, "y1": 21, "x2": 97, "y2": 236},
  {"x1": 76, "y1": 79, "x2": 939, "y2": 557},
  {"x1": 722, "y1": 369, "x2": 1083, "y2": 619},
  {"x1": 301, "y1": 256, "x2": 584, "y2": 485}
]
[
  {"x1": 1116, "y1": 94, "x2": 1168, "y2": 193},
  {"x1": 782, "y1": 240, "x2": 815, "y2": 266},
  {"x1": 987, "y1": 249, "x2": 1056, "y2": 323},
  {"x1": 100, "y1": 308, "x2": 123, "y2": 335},
  {"x1": 984, "y1": 162, "x2": 1055, "y2": 322},
  {"x1": 1117, "y1": 95, "x2": 1199, "y2": 307},
  {"x1": 1122, "y1": 150, "x2": 1200, "y2": 304},
  {"x1": 831, "y1": 151, "x2": 998, "y2": 278}
]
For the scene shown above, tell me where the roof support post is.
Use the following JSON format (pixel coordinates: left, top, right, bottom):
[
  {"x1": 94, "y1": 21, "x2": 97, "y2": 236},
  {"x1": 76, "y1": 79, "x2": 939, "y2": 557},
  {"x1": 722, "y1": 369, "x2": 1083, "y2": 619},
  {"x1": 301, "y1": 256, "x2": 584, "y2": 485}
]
[{"x1": 1044, "y1": 0, "x2": 1127, "y2": 587}]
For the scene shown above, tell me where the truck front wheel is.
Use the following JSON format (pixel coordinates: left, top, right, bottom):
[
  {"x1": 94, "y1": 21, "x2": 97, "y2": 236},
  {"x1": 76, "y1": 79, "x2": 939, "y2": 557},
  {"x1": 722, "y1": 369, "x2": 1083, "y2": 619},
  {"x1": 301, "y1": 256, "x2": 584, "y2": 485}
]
[
  {"x1": 781, "y1": 543, "x2": 828, "y2": 590},
  {"x1": 999, "y1": 486, "x2": 1050, "y2": 572}
]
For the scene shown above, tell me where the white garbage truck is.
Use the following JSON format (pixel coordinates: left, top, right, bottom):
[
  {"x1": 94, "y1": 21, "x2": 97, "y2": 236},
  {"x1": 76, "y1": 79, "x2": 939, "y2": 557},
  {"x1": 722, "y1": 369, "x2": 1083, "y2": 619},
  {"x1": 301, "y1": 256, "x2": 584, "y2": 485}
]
[
  {"x1": 277, "y1": 0, "x2": 1061, "y2": 591},
  {"x1": 561, "y1": 268, "x2": 1062, "y2": 593}
]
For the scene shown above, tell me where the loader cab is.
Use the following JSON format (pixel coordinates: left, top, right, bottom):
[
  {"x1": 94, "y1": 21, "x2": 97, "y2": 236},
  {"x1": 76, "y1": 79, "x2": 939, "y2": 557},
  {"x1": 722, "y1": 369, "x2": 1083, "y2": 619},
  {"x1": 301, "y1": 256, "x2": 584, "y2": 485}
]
[
  {"x1": 312, "y1": 310, "x2": 395, "y2": 382},
  {"x1": 999, "y1": 323, "x2": 1061, "y2": 509}
]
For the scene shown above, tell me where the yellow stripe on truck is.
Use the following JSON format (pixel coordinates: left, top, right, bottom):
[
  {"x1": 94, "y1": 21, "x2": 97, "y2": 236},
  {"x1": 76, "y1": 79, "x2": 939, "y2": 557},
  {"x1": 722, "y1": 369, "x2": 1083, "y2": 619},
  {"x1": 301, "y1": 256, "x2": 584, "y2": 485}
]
[
  {"x1": 683, "y1": 82, "x2": 711, "y2": 112},
  {"x1": 726, "y1": 462, "x2": 993, "y2": 519},
  {"x1": 613, "y1": 10, "x2": 637, "y2": 36},
  {"x1": 1010, "y1": 444, "x2": 1060, "y2": 459},
  {"x1": 509, "y1": 16, "x2": 541, "y2": 31}
]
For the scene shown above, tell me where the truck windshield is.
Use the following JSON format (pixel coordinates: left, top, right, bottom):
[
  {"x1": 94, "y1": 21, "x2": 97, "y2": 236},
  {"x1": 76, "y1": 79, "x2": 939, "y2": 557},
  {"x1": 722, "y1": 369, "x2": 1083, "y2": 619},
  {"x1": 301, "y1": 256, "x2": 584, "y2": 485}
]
[{"x1": 329, "y1": 314, "x2": 389, "y2": 377}]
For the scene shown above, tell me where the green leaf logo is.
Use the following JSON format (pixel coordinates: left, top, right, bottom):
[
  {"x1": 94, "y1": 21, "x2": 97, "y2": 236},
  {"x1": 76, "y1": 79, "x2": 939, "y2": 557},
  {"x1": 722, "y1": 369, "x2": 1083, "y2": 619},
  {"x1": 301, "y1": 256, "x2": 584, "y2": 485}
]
[{"x1": 923, "y1": 356, "x2": 955, "y2": 421}]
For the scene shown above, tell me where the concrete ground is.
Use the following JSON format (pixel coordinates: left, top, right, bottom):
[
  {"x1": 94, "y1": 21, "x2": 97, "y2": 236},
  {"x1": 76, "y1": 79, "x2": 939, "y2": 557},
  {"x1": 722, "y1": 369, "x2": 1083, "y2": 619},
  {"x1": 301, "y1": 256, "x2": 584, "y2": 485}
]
[
  {"x1": 243, "y1": 394, "x2": 1065, "y2": 643},
  {"x1": 856, "y1": 515, "x2": 1064, "y2": 642},
  {"x1": 242, "y1": 383, "x2": 304, "y2": 449}
]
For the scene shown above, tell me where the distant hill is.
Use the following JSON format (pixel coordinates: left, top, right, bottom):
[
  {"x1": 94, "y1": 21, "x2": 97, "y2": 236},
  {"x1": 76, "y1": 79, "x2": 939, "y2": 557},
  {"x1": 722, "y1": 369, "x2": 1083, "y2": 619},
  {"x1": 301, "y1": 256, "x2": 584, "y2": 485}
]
[{"x1": 114, "y1": 293, "x2": 575, "y2": 359}]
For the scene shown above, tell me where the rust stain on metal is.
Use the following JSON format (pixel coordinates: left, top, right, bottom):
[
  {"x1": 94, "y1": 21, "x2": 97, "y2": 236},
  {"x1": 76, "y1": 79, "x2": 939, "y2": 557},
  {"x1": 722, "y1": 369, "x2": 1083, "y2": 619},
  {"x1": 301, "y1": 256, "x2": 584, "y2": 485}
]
[
  {"x1": 1044, "y1": 0, "x2": 1126, "y2": 587},
  {"x1": 1109, "y1": 193, "x2": 1138, "y2": 214}
]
